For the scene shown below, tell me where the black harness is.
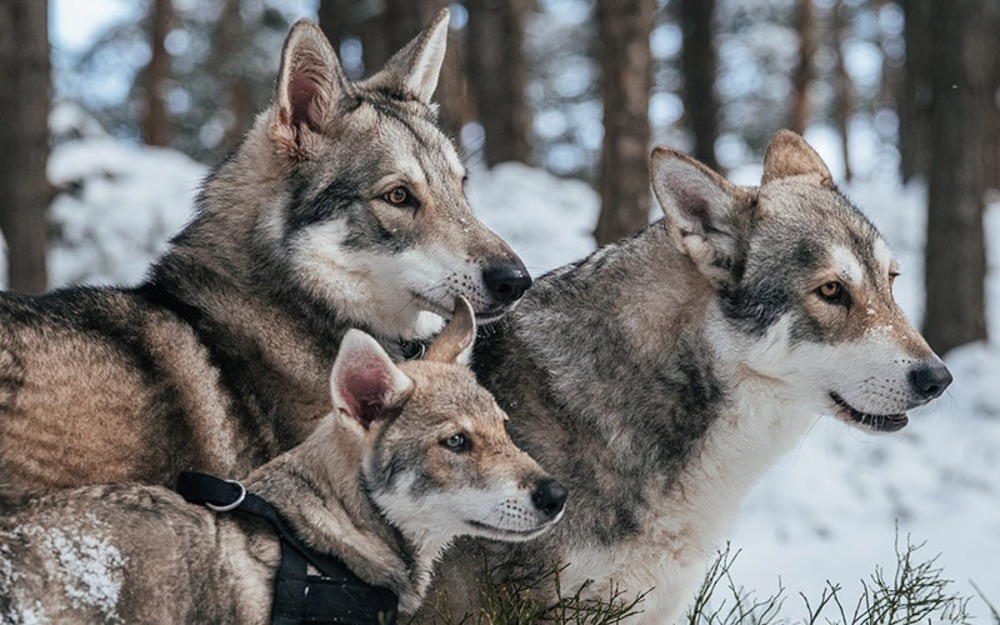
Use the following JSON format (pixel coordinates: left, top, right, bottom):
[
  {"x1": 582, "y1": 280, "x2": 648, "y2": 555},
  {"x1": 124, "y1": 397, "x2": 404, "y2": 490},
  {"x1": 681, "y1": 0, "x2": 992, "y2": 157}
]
[{"x1": 176, "y1": 472, "x2": 399, "y2": 625}]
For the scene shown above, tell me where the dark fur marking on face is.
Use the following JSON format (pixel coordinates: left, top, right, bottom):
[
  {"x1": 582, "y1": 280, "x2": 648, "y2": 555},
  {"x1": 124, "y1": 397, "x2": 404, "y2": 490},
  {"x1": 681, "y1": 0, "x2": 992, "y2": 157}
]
[
  {"x1": 373, "y1": 443, "x2": 422, "y2": 493},
  {"x1": 788, "y1": 312, "x2": 827, "y2": 344},
  {"x1": 342, "y1": 208, "x2": 414, "y2": 253},
  {"x1": 367, "y1": 89, "x2": 439, "y2": 126},
  {"x1": 794, "y1": 239, "x2": 821, "y2": 269},
  {"x1": 284, "y1": 177, "x2": 360, "y2": 236},
  {"x1": 719, "y1": 276, "x2": 792, "y2": 336}
]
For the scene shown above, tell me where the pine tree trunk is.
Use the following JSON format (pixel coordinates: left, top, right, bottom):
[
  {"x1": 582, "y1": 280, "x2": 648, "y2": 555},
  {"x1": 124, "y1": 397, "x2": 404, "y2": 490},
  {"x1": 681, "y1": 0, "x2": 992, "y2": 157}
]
[
  {"x1": 677, "y1": 0, "x2": 720, "y2": 172},
  {"x1": 922, "y1": 0, "x2": 995, "y2": 353},
  {"x1": 466, "y1": 0, "x2": 531, "y2": 167},
  {"x1": 142, "y1": 0, "x2": 173, "y2": 147},
  {"x1": 898, "y1": 0, "x2": 933, "y2": 182},
  {"x1": 594, "y1": 0, "x2": 654, "y2": 246},
  {"x1": 788, "y1": 0, "x2": 817, "y2": 134},
  {"x1": 832, "y1": 0, "x2": 852, "y2": 182},
  {"x1": 317, "y1": 0, "x2": 352, "y2": 54},
  {"x1": 0, "y1": 0, "x2": 50, "y2": 293},
  {"x1": 377, "y1": 0, "x2": 469, "y2": 141},
  {"x1": 216, "y1": 0, "x2": 253, "y2": 151}
]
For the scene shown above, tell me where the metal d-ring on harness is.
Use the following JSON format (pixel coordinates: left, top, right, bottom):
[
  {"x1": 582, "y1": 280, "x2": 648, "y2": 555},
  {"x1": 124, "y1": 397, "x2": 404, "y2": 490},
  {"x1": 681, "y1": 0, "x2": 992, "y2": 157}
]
[{"x1": 176, "y1": 471, "x2": 399, "y2": 625}]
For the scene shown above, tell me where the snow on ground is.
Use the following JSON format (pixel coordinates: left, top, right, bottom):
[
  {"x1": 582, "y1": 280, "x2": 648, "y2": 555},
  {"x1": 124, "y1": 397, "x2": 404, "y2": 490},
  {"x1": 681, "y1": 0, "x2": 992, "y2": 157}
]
[{"x1": 41, "y1": 122, "x2": 999, "y2": 617}]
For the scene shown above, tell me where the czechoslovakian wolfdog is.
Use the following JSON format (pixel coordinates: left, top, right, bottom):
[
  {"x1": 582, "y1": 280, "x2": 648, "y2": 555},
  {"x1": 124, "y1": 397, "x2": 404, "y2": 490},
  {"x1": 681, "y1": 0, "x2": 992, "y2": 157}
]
[
  {"x1": 0, "y1": 10, "x2": 530, "y2": 507},
  {"x1": 0, "y1": 299, "x2": 566, "y2": 623},
  {"x1": 423, "y1": 131, "x2": 952, "y2": 623}
]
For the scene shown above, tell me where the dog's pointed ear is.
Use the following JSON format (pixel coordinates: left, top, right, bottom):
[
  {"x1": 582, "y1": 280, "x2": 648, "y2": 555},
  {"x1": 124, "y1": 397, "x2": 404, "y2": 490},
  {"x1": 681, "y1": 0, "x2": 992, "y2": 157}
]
[
  {"x1": 761, "y1": 130, "x2": 834, "y2": 188},
  {"x1": 424, "y1": 296, "x2": 476, "y2": 365},
  {"x1": 270, "y1": 19, "x2": 346, "y2": 159},
  {"x1": 650, "y1": 146, "x2": 746, "y2": 287},
  {"x1": 331, "y1": 330, "x2": 414, "y2": 430},
  {"x1": 365, "y1": 8, "x2": 450, "y2": 105}
]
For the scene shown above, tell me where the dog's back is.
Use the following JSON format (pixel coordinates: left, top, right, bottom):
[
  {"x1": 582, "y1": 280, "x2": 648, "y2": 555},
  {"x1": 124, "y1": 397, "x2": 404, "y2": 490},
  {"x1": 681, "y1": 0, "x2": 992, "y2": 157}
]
[{"x1": 0, "y1": 483, "x2": 279, "y2": 624}]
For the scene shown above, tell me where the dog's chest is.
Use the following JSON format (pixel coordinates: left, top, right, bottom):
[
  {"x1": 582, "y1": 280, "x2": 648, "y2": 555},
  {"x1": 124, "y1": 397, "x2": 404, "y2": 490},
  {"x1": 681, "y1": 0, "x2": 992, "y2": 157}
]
[
  {"x1": 556, "y1": 530, "x2": 710, "y2": 624},
  {"x1": 554, "y1": 396, "x2": 813, "y2": 623}
]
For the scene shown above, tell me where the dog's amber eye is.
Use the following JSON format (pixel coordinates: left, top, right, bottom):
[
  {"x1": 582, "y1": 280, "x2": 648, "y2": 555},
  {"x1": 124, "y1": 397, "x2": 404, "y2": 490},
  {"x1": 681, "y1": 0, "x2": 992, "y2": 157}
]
[
  {"x1": 384, "y1": 186, "x2": 410, "y2": 206},
  {"x1": 442, "y1": 433, "x2": 471, "y2": 453},
  {"x1": 817, "y1": 281, "x2": 843, "y2": 302}
]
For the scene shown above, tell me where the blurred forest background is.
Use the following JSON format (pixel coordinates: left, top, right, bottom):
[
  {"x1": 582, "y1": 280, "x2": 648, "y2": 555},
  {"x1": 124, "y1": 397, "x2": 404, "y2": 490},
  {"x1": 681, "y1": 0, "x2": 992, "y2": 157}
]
[{"x1": 1, "y1": 0, "x2": 999, "y2": 357}]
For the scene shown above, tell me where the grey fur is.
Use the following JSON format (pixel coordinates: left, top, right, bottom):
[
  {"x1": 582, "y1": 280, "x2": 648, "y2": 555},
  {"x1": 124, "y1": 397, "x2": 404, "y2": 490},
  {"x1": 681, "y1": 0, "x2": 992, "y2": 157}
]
[
  {"x1": 421, "y1": 131, "x2": 951, "y2": 624},
  {"x1": 0, "y1": 12, "x2": 529, "y2": 508},
  {"x1": 0, "y1": 309, "x2": 563, "y2": 623}
]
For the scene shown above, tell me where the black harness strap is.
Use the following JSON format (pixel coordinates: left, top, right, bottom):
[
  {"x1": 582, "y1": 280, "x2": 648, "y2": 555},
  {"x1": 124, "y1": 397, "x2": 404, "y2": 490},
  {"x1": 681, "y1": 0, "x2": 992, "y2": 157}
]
[{"x1": 176, "y1": 471, "x2": 398, "y2": 625}]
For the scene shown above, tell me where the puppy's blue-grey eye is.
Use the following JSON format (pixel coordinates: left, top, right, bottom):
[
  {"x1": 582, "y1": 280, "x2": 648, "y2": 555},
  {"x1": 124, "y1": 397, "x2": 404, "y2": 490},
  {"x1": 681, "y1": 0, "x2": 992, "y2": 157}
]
[{"x1": 442, "y1": 433, "x2": 470, "y2": 452}]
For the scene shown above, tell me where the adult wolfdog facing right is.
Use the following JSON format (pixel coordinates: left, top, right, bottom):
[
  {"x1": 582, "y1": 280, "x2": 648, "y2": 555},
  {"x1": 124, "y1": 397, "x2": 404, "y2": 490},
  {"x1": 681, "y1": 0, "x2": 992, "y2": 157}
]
[
  {"x1": 423, "y1": 131, "x2": 952, "y2": 624},
  {"x1": 0, "y1": 10, "x2": 529, "y2": 507}
]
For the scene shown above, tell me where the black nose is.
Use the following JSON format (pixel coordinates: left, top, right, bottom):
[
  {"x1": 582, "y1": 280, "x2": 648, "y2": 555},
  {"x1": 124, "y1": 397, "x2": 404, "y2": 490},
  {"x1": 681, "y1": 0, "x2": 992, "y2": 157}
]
[
  {"x1": 483, "y1": 263, "x2": 532, "y2": 306},
  {"x1": 531, "y1": 478, "x2": 568, "y2": 520},
  {"x1": 908, "y1": 362, "x2": 953, "y2": 400}
]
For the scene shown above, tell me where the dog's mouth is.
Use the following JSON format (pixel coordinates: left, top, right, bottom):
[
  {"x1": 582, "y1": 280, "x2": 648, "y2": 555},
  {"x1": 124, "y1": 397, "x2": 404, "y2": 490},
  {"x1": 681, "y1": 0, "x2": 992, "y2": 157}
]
[
  {"x1": 473, "y1": 308, "x2": 508, "y2": 324},
  {"x1": 410, "y1": 291, "x2": 508, "y2": 325},
  {"x1": 465, "y1": 519, "x2": 555, "y2": 541},
  {"x1": 829, "y1": 392, "x2": 908, "y2": 432}
]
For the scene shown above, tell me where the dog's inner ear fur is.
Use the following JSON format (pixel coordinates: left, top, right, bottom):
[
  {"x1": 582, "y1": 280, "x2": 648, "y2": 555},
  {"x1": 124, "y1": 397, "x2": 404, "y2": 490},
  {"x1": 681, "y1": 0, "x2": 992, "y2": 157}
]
[
  {"x1": 650, "y1": 147, "x2": 744, "y2": 287},
  {"x1": 761, "y1": 129, "x2": 834, "y2": 188},
  {"x1": 271, "y1": 20, "x2": 344, "y2": 158},
  {"x1": 425, "y1": 296, "x2": 476, "y2": 365},
  {"x1": 331, "y1": 331, "x2": 414, "y2": 430}
]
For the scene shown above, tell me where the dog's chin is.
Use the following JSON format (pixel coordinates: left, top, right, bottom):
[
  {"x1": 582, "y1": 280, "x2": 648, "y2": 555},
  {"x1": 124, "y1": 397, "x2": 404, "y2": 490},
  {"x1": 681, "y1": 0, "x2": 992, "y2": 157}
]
[
  {"x1": 829, "y1": 392, "x2": 908, "y2": 433},
  {"x1": 473, "y1": 307, "x2": 510, "y2": 325},
  {"x1": 465, "y1": 519, "x2": 555, "y2": 542}
]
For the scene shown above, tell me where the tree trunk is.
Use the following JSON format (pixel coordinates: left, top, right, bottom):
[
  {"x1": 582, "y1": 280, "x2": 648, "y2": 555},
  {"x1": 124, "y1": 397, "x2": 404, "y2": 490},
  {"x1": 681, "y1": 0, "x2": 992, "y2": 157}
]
[
  {"x1": 922, "y1": 0, "x2": 996, "y2": 354},
  {"x1": 594, "y1": 0, "x2": 654, "y2": 246},
  {"x1": 466, "y1": 0, "x2": 531, "y2": 167},
  {"x1": 788, "y1": 0, "x2": 817, "y2": 134},
  {"x1": 897, "y1": 0, "x2": 933, "y2": 182},
  {"x1": 832, "y1": 0, "x2": 852, "y2": 182},
  {"x1": 0, "y1": 0, "x2": 50, "y2": 293},
  {"x1": 677, "y1": 0, "x2": 720, "y2": 172},
  {"x1": 215, "y1": 0, "x2": 254, "y2": 151},
  {"x1": 317, "y1": 0, "x2": 352, "y2": 55},
  {"x1": 142, "y1": 0, "x2": 173, "y2": 147},
  {"x1": 373, "y1": 0, "x2": 469, "y2": 141}
]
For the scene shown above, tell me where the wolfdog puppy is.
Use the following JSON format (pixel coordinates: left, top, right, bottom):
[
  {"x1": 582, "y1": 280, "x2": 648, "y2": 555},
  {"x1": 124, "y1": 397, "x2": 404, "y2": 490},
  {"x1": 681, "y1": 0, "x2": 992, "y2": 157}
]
[{"x1": 0, "y1": 299, "x2": 565, "y2": 623}]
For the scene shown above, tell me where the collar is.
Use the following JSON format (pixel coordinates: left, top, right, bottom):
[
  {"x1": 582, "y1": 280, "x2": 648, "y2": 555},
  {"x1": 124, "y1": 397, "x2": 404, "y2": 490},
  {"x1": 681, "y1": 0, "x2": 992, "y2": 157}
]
[
  {"x1": 397, "y1": 338, "x2": 428, "y2": 361},
  {"x1": 176, "y1": 472, "x2": 399, "y2": 625}
]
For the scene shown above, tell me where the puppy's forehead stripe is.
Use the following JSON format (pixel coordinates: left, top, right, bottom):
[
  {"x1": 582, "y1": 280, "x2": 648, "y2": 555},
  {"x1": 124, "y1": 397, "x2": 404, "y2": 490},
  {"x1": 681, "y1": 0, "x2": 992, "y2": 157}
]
[{"x1": 830, "y1": 245, "x2": 864, "y2": 285}]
